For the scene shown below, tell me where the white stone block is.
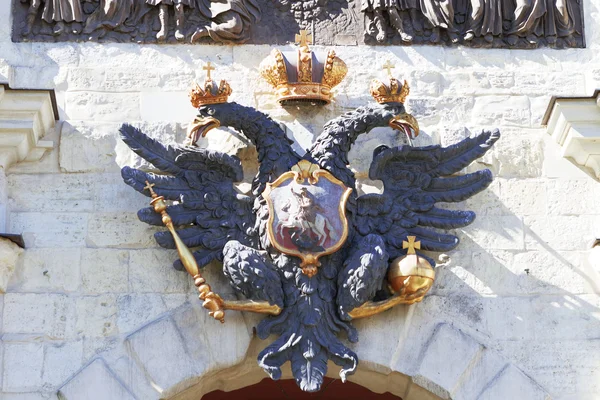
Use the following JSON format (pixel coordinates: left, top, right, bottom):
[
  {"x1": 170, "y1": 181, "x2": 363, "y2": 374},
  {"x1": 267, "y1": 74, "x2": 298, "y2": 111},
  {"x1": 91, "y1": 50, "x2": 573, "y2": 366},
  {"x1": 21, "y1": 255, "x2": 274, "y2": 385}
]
[
  {"x1": 86, "y1": 212, "x2": 158, "y2": 249},
  {"x1": 483, "y1": 294, "x2": 600, "y2": 341},
  {"x1": 10, "y1": 212, "x2": 88, "y2": 248},
  {"x1": 104, "y1": 68, "x2": 160, "y2": 92},
  {"x1": 59, "y1": 122, "x2": 120, "y2": 173},
  {"x1": 351, "y1": 303, "x2": 411, "y2": 370},
  {"x1": 409, "y1": 70, "x2": 442, "y2": 96},
  {"x1": 407, "y1": 96, "x2": 475, "y2": 126},
  {"x1": 2, "y1": 342, "x2": 44, "y2": 392},
  {"x1": 413, "y1": 324, "x2": 482, "y2": 398},
  {"x1": 15, "y1": 248, "x2": 80, "y2": 292},
  {"x1": 108, "y1": 354, "x2": 160, "y2": 400},
  {"x1": 461, "y1": 180, "x2": 503, "y2": 216},
  {"x1": 524, "y1": 215, "x2": 594, "y2": 251},
  {"x1": 129, "y1": 249, "x2": 189, "y2": 293},
  {"x1": 3, "y1": 293, "x2": 76, "y2": 339},
  {"x1": 479, "y1": 365, "x2": 550, "y2": 400},
  {"x1": 126, "y1": 317, "x2": 198, "y2": 394},
  {"x1": 0, "y1": 393, "x2": 59, "y2": 399},
  {"x1": 498, "y1": 338, "x2": 600, "y2": 397},
  {"x1": 81, "y1": 249, "x2": 129, "y2": 293},
  {"x1": 171, "y1": 305, "x2": 212, "y2": 366},
  {"x1": 92, "y1": 173, "x2": 150, "y2": 212},
  {"x1": 140, "y1": 92, "x2": 196, "y2": 122},
  {"x1": 459, "y1": 215, "x2": 524, "y2": 250},
  {"x1": 159, "y1": 67, "x2": 197, "y2": 91},
  {"x1": 65, "y1": 92, "x2": 140, "y2": 122},
  {"x1": 498, "y1": 179, "x2": 547, "y2": 216},
  {"x1": 76, "y1": 295, "x2": 118, "y2": 338},
  {"x1": 66, "y1": 68, "x2": 106, "y2": 91},
  {"x1": 10, "y1": 66, "x2": 67, "y2": 91},
  {"x1": 454, "y1": 349, "x2": 507, "y2": 400},
  {"x1": 491, "y1": 129, "x2": 544, "y2": 178},
  {"x1": 0, "y1": 238, "x2": 22, "y2": 293},
  {"x1": 512, "y1": 250, "x2": 597, "y2": 295},
  {"x1": 512, "y1": 71, "x2": 585, "y2": 97},
  {"x1": 42, "y1": 341, "x2": 84, "y2": 388},
  {"x1": 442, "y1": 71, "x2": 514, "y2": 96},
  {"x1": 116, "y1": 293, "x2": 167, "y2": 334},
  {"x1": 58, "y1": 359, "x2": 135, "y2": 400},
  {"x1": 471, "y1": 96, "x2": 531, "y2": 127},
  {"x1": 8, "y1": 173, "x2": 94, "y2": 213},
  {"x1": 546, "y1": 179, "x2": 600, "y2": 216}
]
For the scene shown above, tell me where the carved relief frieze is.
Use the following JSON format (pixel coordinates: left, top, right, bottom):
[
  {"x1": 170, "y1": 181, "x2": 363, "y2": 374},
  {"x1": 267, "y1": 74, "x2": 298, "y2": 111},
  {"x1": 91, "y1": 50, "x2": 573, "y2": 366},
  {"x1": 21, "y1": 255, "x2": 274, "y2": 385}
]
[{"x1": 11, "y1": 0, "x2": 583, "y2": 47}]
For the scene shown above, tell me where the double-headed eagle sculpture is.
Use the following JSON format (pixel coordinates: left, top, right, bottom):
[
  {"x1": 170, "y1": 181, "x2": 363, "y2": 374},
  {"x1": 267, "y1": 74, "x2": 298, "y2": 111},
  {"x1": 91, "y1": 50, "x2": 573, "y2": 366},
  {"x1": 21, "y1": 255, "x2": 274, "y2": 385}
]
[{"x1": 119, "y1": 35, "x2": 500, "y2": 392}]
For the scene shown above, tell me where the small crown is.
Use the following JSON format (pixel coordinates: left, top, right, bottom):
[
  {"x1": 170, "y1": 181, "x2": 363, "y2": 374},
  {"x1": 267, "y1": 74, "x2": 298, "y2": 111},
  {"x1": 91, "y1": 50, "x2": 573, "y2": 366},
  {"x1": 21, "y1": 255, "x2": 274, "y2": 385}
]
[
  {"x1": 189, "y1": 62, "x2": 232, "y2": 108},
  {"x1": 370, "y1": 77, "x2": 410, "y2": 104},
  {"x1": 259, "y1": 30, "x2": 347, "y2": 106}
]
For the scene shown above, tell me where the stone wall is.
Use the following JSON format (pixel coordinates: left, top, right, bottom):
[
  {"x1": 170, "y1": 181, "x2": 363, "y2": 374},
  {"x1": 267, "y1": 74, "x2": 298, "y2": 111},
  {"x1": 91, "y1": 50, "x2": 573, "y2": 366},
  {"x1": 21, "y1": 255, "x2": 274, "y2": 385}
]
[{"x1": 1, "y1": 0, "x2": 600, "y2": 398}]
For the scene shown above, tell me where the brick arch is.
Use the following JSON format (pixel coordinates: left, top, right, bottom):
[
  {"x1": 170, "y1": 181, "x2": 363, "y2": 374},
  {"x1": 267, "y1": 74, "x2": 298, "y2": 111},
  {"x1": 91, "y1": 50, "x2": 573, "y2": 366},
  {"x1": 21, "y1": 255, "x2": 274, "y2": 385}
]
[{"x1": 57, "y1": 302, "x2": 551, "y2": 400}]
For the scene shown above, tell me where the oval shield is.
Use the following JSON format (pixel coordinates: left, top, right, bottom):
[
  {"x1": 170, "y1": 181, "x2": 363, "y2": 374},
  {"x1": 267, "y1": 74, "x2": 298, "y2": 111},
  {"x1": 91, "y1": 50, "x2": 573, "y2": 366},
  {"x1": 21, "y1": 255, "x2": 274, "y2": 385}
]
[{"x1": 263, "y1": 160, "x2": 352, "y2": 277}]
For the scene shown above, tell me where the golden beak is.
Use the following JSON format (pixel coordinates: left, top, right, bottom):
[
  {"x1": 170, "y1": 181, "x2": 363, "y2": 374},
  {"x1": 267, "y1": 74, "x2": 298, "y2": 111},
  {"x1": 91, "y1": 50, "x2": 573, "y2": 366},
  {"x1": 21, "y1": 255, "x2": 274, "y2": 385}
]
[
  {"x1": 389, "y1": 113, "x2": 420, "y2": 140},
  {"x1": 186, "y1": 116, "x2": 221, "y2": 146}
]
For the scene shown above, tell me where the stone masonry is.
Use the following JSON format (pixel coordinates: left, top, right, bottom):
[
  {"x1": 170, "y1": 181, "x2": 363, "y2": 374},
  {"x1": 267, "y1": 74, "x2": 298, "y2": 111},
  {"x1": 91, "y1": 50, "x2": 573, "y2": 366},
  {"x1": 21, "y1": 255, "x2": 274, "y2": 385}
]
[{"x1": 1, "y1": 0, "x2": 600, "y2": 397}]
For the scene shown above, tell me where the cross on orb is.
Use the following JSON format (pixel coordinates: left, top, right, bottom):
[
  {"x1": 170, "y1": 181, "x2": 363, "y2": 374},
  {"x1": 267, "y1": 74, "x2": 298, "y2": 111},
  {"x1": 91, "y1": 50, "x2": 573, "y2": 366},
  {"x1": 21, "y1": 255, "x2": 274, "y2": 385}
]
[
  {"x1": 382, "y1": 60, "x2": 395, "y2": 77},
  {"x1": 402, "y1": 235, "x2": 420, "y2": 255},
  {"x1": 203, "y1": 62, "x2": 215, "y2": 80},
  {"x1": 295, "y1": 30, "x2": 313, "y2": 47}
]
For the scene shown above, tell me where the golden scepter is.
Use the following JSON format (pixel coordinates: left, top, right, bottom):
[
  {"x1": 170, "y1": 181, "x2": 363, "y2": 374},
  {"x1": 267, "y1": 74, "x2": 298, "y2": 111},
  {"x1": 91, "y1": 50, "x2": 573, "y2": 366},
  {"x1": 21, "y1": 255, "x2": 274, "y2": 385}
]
[
  {"x1": 144, "y1": 181, "x2": 226, "y2": 323},
  {"x1": 144, "y1": 181, "x2": 282, "y2": 323}
]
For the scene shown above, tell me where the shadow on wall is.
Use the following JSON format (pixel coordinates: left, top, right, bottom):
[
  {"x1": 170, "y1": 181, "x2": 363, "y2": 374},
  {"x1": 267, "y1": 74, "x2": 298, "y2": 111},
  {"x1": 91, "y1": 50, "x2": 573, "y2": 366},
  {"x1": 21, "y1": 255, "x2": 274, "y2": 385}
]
[{"x1": 422, "y1": 184, "x2": 600, "y2": 398}]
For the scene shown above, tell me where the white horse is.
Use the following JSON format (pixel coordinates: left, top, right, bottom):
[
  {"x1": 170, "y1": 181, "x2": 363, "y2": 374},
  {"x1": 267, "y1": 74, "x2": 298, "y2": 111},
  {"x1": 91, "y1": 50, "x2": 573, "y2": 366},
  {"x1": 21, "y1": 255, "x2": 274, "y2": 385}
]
[{"x1": 277, "y1": 204, "x2": 337, "y2": 247}]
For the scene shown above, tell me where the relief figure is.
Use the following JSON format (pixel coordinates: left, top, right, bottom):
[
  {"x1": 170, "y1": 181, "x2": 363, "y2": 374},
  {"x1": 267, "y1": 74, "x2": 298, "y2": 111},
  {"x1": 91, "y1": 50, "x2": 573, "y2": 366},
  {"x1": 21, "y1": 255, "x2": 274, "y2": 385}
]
[
  {"x1": 419, "y1": 0, "x2": 458, "y2": 42},
  {"x1": 542, "y1": 0, "x2": 580, "y2": 44},
  {"x1": 361, "y1": 0, "x2": 420, "y2": 43},
  {"x1": 463, "y1": 0, "x2": 503, "y2": 42},
  {"x1": 82, "y1": 0, "x2": 152, "y2": 37},
  {"x1": 190, "y1": 0, "x2": 261, "y2": 44},
  {"x1": 21, "y1": 0, "x2": 85, "y2": 35},
  {"x1": 146, "y1": 0, "x2": 194, "y2": 41},
  {"x1": 505, "y1": 0, "x2": 546, "y2": 43}
]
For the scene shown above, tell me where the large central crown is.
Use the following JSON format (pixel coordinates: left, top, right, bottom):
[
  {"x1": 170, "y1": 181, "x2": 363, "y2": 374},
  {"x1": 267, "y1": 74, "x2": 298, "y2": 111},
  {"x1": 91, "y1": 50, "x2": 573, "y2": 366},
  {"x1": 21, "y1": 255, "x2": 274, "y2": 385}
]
[{"x1": 259, "y1": 31, "x2": 347, "y2": 106}]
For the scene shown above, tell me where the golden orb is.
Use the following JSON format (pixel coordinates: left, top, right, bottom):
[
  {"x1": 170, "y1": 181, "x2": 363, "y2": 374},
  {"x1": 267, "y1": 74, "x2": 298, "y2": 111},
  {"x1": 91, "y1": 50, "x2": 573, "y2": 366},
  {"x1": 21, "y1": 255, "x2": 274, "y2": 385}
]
[{"x1": 387, "y1": 254, "x2": 435, "y2": 295}]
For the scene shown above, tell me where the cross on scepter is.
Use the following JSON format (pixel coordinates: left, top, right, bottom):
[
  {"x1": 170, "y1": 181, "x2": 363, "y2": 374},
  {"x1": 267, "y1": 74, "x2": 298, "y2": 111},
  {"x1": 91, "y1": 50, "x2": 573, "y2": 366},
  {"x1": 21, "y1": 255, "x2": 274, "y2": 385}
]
[
  {"x1": 295, "y1": 30, "x2": 313, "y2": 47},
  {"x1": 402, "y1": 235, "x2": 420, "y2": 255},
  {"x1": 203, "y1": 62, "x2": 215, "y2": 80},
  {"x1": 382, "y1": 60, "x2": 395, "y2": 77},
  {"x1": 143, "y1": 181, "x2": 157, "y2": 198}
]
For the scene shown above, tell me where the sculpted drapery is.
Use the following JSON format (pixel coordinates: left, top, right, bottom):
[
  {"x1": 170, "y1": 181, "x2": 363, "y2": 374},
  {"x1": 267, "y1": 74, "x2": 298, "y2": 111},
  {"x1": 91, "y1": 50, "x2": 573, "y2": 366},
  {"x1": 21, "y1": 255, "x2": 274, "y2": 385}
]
[{"x1": 191, "y1": 0, "x2": 261, "y2": 43}]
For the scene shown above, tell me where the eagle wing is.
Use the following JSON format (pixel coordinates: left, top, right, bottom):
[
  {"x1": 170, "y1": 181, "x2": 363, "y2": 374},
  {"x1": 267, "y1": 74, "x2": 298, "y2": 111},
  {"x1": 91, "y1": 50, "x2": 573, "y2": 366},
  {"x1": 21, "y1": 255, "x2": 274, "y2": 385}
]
[
  {"x1": 120, "y1": 123, "x2": 257, "y2": 269},
  {"x1": 355, "y1": 129, "x2": 500, "y2": 263}
]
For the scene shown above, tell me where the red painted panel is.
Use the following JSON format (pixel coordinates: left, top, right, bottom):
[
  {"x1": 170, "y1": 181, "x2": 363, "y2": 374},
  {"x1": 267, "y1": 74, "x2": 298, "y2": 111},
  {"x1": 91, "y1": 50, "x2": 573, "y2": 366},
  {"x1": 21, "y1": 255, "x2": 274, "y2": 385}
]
[{"x1": 203, "y1": 377, "x2": 402, "y2": 400}]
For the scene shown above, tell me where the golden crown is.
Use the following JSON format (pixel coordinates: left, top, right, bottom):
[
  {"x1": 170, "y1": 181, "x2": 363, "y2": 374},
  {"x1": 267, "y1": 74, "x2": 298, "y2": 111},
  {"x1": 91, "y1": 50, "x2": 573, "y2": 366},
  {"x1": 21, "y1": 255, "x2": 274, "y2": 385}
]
[
  {"x1": 259, "y1": 30, "x2": 347, "y2": 106},
  {"x1": 370, "y1": 77, "x2": 410, "y2": 104},
  {"x1": 189, "y1": 62, "x2": 232, "y2": 107}
]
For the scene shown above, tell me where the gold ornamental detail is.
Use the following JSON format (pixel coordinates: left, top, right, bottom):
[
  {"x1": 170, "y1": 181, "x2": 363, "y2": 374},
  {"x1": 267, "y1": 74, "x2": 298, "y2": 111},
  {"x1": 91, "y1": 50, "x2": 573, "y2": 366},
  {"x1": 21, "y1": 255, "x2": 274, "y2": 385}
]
[
  {"x1": 370, "y1": 77, "x2": 410, "y2": 104},
  {"x1": 189, "y1": 62, "x2": 232, "y2": 108},
  {"x1": 348, "y1": 235, "x2": 435, "y2": 320},
  {"x1": 143, "y1": 181, "x2": 282, "y2": 322},
  {"x1": 259, "y1": 30, "x2": 348, "y2": 105}
]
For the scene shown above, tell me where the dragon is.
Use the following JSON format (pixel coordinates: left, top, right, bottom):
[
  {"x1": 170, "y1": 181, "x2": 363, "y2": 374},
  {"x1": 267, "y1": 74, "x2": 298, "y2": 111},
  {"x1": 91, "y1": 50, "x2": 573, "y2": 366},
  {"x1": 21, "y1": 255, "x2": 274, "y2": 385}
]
[{"x1": 120, "y1": 97, "x2": 499, "y2": 392}]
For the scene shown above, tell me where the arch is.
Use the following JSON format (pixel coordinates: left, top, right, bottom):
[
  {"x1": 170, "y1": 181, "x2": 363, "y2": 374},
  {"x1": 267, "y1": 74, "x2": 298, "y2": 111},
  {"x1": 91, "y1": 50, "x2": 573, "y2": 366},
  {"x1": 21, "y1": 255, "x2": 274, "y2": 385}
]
[{"x1": 57, "y1": 301, "x2": 552, "y2": 400}]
